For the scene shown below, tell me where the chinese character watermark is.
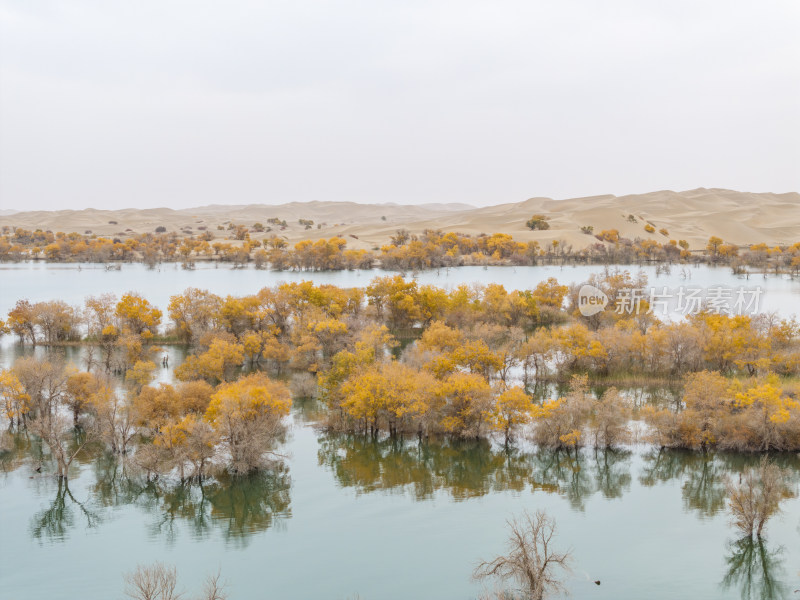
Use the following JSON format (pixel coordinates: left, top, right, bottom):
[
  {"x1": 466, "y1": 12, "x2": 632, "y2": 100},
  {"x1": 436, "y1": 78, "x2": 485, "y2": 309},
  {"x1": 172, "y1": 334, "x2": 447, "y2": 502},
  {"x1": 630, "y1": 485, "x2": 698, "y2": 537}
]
[{"x1": 606, "y1": 286, "x2": 763, "y2": 317}]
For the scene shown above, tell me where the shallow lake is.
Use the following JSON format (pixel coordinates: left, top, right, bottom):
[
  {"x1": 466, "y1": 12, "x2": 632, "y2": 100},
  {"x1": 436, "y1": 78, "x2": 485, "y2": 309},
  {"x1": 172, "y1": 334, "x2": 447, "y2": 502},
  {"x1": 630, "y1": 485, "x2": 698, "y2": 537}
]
[
  {"x1": 2, "y1": 262, "x2": 799, "y2": 327},
  {"x1": 1, "y1": 263, "x2": 799, "y2": 599}
]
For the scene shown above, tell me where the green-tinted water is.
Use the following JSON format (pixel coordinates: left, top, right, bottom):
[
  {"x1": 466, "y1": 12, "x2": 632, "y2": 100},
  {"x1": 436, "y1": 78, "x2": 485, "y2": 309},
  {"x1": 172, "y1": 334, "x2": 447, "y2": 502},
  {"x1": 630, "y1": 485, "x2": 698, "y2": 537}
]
[
  {"x1": 2, "y1": 417, "x2": 799, "y2": 599},
  {"x1": 1, "y1": 263, "x2": 799, "y2": 599}
]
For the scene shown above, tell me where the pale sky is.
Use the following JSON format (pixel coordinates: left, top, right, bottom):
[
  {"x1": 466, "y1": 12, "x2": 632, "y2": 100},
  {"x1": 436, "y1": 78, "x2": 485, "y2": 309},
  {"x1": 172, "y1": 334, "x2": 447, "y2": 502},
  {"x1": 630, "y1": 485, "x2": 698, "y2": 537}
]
[{"x1": 0, "y1": 0, "x2": 798, "y2": 211}]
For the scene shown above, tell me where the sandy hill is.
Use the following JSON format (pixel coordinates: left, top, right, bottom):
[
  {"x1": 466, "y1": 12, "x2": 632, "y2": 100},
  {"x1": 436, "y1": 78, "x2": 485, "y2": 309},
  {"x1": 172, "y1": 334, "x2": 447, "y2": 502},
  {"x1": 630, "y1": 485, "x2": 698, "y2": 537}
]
[{"x1": 1, "y1": 189, "x2": 797, "y2": 251}]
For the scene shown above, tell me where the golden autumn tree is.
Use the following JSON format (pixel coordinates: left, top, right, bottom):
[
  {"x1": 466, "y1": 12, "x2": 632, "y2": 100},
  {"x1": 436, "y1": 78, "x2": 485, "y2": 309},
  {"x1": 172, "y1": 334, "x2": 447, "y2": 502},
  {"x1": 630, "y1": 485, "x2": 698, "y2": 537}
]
[
  {"x1": 491, "y1": 386, "x2": 534, "y2": 445},
  {"x1": 7, "y1": 299, "x2": 37, "y2": 345},
  {"x1": 153, "y1": 414, "x2": 217, "y2": 481},
  {"x1": 694, "y1": 313, "x2": 770, "y2": 375},
  {"x1": 366, "y1": 275, "x2": 421, "y2": 329},
  {"x1": 417, "y1": 321, "x2": 463, "y2": 354},
  {"x1": 317, "y1": 324, "x2": 397, "y2": 409},
  {"x1": 680, "y1": 370, "x2": 732, "y2": 449},
  {"x1": 175, "y1": 337, "x2": 244, "y2": 384},
  {"x1": 84, "y1": 294, "x2": 120, "y2": 369},
  {"x1": 0, "y1": 369, "x2": 30, "y2": 427},
  {"x1": 134, "y1": 383, "x2": 182, "y2": 431},
  {"x1": 533, "y1": 277, "x2": 569, "y2": 309},
  {"x1": 552, "y1": 323, "x2": 608, "y2": 373},
  {"x1": 734, "y1": 377, "x2": 800, "y2": 451},
  {"x1": 115, "y1": 293, "x2": 162, "y2": 338},
  {"x1": 435, "y1": 372, "x2": 493, "y2": 438},
  {"x1": 530, "y1": 375, "x2": 592, "y2": 451},
  {"x1": 205, "y1": 373, "x2": 292, "y2": 474},
  {"x1": 706, "y1": 236, "x2": 724, "y2": 260},
  {"x1": 65, "y1": 370, "x2": 103, "y2": 425},
  {"x1": 339, "y1": 361, "x2": 435, "y2": 436},
  {"x1": 167, "y1": 288, "x2": 222, "y2": 342},
  {"x1": 125, "y1": 360, "x2": 157, "y2": 392}
]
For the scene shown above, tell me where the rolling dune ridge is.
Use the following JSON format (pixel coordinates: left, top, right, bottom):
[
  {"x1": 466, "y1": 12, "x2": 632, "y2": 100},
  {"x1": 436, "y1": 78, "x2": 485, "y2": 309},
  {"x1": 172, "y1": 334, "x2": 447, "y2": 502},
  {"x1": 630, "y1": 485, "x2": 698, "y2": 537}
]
[{"x1": 1, "y1": 188, "x2": 797, "y2": 251}]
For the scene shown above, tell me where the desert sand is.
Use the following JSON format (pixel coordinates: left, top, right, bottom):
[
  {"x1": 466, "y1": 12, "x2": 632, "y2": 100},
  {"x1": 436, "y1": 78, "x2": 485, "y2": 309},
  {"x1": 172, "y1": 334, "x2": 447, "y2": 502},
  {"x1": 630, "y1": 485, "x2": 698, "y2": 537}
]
[{"x1": 1, "y1": 188, "x2": 797, "y2": 251}]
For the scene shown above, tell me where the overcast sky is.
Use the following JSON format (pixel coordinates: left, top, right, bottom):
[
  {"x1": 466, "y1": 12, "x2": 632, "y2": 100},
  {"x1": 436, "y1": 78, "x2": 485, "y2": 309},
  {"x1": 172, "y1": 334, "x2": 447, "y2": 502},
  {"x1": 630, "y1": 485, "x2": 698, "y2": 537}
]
[{"x1": 0, "y1": 0, "x2": 798, "y2": 211}]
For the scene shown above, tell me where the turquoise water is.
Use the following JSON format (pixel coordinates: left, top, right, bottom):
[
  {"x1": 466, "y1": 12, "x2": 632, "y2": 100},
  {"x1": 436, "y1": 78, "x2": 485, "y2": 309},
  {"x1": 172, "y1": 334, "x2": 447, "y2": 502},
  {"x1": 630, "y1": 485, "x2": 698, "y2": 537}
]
[
  {"x1": 1, "y1": 263, "x2": 799, "y2": 599},
  {"x1": 2, "y1": 417, "x2": 799, "y2": 599}
]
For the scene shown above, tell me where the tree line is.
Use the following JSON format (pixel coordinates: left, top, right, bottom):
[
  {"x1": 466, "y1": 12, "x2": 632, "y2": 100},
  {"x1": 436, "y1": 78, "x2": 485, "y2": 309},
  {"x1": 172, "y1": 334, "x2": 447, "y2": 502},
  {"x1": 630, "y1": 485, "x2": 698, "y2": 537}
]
[
  {"x1": 1, "y1": 272, "x2": 799, "y2": 476},
  {"x1": 3, "y1": 225, "x2": 800, "y2": 273}
]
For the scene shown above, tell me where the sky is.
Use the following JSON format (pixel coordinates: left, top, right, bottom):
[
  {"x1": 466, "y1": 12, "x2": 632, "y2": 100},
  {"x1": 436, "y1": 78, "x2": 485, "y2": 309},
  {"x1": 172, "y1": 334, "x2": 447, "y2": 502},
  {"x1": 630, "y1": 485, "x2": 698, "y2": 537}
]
[{"x1": 0, "y1": 0, "x2": 798, "y2": 211}]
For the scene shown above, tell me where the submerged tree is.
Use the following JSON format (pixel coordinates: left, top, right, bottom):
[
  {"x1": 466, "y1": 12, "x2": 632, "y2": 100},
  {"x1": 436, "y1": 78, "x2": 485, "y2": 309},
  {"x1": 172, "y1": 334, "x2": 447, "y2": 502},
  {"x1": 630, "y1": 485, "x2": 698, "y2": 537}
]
[
  {"x1": 123, "y1": 562, "x2": 226, "y2": 600},
  {"x1": 474, "y1": 510, "x2": 572, "y2": 600},
  {"x1": 205, "y1": 373, "x2": 291, "y2": 474}
]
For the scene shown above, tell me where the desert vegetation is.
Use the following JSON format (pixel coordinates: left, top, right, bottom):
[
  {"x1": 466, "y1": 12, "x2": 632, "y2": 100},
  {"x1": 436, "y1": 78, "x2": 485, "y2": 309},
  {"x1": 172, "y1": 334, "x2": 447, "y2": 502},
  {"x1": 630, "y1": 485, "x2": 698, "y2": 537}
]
[
  {"x1": 2, "y1": 271, "x2": 799, "y2": 600},
  {"x1": 123, "y1": 563, "x2": 226, "y2": 600},
  {"x1": 2, "y1": 271, "x2": 800, "y2": 470},
  {"x1": 2, "y1": 225, "x2": 800, "y2": 274},
  {"x1": 474, "y1": 510, "x2": 572, "y2": 600}
]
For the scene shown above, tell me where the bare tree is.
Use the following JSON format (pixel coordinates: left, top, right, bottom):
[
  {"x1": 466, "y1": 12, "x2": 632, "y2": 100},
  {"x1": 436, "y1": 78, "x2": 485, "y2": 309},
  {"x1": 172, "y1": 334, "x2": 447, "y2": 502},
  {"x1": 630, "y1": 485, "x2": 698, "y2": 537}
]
[
  {"x1": 474, "y1": 510, "x2": 572, "y2": 600},
  {"x1": 123, "y1": 563, "x2": 227, "y2": 600},
  {"x1": 124, "y1": 562, "x2": 182, "y2": 600},
  {"x1": 16, "y1": 357, "x2": 93, "y2": 478},
  {"x1": 589, "y1": 387, "x2": 629, "y2": 448},
  {"x1": 200, "y1": 571, "x2": 227, "y2": 600},
  {"x1": 726, "y1": 457, "x2": 794, "y2": 538}
]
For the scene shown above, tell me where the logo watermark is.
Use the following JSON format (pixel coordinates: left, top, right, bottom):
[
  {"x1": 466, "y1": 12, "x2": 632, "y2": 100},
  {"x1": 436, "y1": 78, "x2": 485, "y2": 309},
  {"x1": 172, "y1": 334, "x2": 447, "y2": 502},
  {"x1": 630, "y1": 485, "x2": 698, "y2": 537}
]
[
  {"x1": 577, "y1": 285, "x2": 609, "y2": 316},
  {"x1": 579, "y1": 285, "x2": 763, "y2": 318}
]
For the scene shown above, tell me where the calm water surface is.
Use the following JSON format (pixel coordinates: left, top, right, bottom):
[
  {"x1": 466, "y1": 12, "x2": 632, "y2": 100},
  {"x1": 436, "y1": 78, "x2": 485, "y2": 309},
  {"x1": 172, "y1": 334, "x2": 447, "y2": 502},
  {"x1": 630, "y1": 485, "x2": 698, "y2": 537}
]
[
  {"x1": 2, "y1": 410, "x2": 799, "y2": 600},
  {"x1": 1, "y1": 263, "x2": 799, "y2": 599},
  {"x1": 2, "y1": 262, "x2": 799, "y2": 322}
]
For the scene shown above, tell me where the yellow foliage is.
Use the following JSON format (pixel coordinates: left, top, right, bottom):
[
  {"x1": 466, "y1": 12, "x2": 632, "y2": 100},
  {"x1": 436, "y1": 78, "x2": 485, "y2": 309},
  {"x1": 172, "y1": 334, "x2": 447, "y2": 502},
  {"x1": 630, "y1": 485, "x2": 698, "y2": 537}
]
[
  {"x1": 205, "y1": 373, "x2": 291, "y2": 430},
  {"x1": 175, "y1": 337, "x2": 244, "y2": 383},
  {"x1": 0, "y1": 369, "x2": 30, "y2": 421}
]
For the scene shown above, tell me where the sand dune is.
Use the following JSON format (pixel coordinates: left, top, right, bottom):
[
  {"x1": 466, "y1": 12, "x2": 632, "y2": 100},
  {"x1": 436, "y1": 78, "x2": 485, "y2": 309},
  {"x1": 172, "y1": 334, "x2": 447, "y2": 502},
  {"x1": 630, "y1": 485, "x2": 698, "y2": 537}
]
[{"x1": 1, "y1": 188, "x2": 797, "y2": 251}]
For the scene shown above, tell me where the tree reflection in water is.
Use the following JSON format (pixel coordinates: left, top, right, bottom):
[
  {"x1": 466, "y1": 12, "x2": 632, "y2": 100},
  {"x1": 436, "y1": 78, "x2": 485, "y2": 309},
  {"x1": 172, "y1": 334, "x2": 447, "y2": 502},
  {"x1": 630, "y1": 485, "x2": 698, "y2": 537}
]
[
  {"x1": 24, "y1": 448, "x2": 291, "y2": 547},
  {"x1": 317, "y1": 433, "x2": 633, "y2": 509},
  {"x1": 30, "y1": 477, "x2": 102, "y2": 541},
  {"x1": 0, "y1": 429, "x2": 38, "y2": 473},
  {"x1": 640, "y1": 450, "x2": 800, "y2": 519},
  {"x1": 721, "y1": 537, "x2": 788, "y2": 600},
  {"x1": 131, "y1": 468, "x2": 291, "y2": 547}
]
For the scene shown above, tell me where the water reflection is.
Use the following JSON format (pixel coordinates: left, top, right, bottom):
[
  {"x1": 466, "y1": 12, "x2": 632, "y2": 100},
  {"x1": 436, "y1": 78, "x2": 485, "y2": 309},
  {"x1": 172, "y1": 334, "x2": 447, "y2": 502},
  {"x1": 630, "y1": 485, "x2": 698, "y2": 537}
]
[
  {"x1": 17, "y1": 446, "x2": 292, "y2": 547},
  {"x1": 127, "y1": 469, "x2": 292, "y2": 547},
  {"x1": 0, "y1": 429, "x2": 39, "y2": 472},
  {"x1": 591, "y1": 449, "x2": 633, "y2": 499},
  {"x1": 640, "y1": 450, "x2": 800, "y2": 518},
  {"x1": 30, "y1": 477, "x2": 101, "y2": 542},
  {"x1": 317, "y1": 433, "x2": 633, "y2": 508},
  {"x1": 0, "y1": 342, "x2": 189, "y2": 384},
  {"x1": 721, "y1": 538, "x2": 789, "y2": 600}
]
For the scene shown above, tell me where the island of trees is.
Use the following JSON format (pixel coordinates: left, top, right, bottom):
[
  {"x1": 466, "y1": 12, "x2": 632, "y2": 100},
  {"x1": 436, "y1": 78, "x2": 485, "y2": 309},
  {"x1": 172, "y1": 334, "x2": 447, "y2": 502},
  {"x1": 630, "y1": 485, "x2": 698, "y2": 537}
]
[{"x1": 2, "y1": 270, "x2": 799, "y2": 489}]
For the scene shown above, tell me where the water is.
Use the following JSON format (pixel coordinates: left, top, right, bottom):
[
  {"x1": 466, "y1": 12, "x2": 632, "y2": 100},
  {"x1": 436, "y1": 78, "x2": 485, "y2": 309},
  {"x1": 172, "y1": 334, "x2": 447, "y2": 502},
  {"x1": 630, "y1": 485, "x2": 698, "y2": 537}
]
[
  {"x1": 1, "y1": 263, "x2": 800, "y2": 599},
  {"x1": 2, "y1": 262, "x2": 799, "y2": 325},
  {"x1": 2, "y1": 418, "x2": 799, "y2": 600}
]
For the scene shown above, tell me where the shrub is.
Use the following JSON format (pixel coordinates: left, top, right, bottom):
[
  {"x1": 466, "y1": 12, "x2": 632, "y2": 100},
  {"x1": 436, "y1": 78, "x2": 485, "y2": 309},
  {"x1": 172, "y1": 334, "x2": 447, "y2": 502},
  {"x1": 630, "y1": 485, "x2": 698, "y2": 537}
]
[{"x1": 526, "y1": 215, "x2": 550, "y2": 231}]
